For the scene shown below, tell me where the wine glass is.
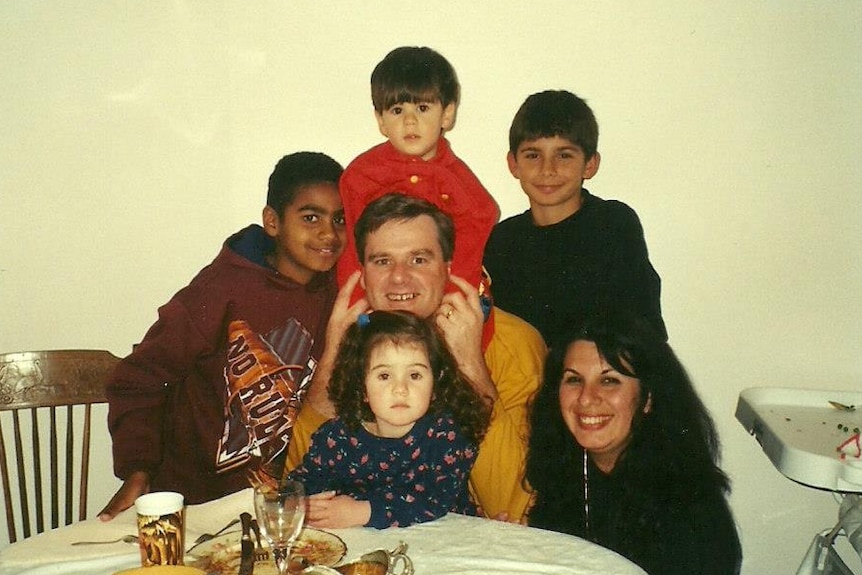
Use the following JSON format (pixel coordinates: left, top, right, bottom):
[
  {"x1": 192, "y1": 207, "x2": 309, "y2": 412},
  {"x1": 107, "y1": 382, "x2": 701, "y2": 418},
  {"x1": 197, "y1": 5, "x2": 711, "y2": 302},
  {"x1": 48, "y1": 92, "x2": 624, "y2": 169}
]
[{"x1": 253, "y1": 480, "x2": 306, "y2": 575}]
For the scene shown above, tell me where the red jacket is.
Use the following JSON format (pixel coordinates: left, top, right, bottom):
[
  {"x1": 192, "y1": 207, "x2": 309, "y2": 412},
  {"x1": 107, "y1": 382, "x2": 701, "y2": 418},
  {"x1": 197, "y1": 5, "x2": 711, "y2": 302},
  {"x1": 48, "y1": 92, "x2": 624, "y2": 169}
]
[{"x1": 337, "y1": 138, "x2": 500, "y2": 292}]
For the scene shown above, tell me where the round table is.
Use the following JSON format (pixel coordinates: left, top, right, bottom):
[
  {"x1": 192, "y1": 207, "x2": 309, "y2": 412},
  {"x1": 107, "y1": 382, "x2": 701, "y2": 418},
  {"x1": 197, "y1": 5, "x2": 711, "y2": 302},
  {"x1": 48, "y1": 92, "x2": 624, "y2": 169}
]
[{"x1": 0, "y1": 489, "x2": 645, "y2": 575}]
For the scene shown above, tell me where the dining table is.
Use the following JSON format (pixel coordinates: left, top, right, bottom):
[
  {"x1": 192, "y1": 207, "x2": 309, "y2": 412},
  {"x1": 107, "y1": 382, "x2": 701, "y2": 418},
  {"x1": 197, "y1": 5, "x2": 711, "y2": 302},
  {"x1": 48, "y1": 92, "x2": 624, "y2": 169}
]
[{"x1": 0, "y1": 488, "x2": 646, "y2": 575}]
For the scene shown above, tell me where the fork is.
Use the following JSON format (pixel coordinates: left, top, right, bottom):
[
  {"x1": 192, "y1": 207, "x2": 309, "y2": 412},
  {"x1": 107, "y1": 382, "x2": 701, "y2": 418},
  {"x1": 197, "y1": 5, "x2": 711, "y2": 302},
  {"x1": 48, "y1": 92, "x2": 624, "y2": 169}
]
[
  {"x1": 186, "y1": 517, "x2": 241, "y2": 553},
  {"x1": 250, "y1": 518, "x2": 270, "y2": 562}
]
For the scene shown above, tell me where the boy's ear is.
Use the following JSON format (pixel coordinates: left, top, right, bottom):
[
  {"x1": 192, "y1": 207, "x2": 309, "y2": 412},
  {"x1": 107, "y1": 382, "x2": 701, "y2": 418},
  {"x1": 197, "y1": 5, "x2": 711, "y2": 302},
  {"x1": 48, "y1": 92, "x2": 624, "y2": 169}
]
[
  {"x1": 584, "y1": 152, "x2": 601, "y2": 180},
  {"x1": 441, "y1": 103, "x2": 457, "y2": 132},
  {"x1": 375, "y1": 111, "x2": 389, "y2": 138},
  {"x1": 506, "y1": 151, "x2": 520, "y2": 179},
  {"x1": 262, "y1": 205, "x2": 280, "y2": 238}
]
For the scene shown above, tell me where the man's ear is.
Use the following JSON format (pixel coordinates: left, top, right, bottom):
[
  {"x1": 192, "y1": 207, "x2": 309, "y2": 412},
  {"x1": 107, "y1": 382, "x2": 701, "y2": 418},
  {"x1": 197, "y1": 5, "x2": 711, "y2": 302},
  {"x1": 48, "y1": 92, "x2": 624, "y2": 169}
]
[
  {"x1": 375, "y1": 111, "x2": 388, "y2": 138},
  {"x1": 506, "y1": 151, "x2": 520, "y2": 179},
  {"x1": 262, "y1": 205, "x2": 279, "y2": 238},
  {"x1": 584, "y1": 152, "x2": 601, "y2": 180}
]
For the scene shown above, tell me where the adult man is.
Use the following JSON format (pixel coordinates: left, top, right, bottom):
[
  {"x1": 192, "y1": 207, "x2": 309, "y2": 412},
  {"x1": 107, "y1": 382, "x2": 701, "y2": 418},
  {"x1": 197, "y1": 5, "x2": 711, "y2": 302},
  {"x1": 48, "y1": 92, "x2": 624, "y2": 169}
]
[{"x1": 288, "y1": 193, "x2": 546, "y2": 522}]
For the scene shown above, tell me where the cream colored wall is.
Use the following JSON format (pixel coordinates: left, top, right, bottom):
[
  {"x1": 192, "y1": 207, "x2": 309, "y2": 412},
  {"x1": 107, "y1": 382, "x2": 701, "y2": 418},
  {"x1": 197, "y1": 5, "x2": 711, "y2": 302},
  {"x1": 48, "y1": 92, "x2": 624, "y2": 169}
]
[{"x1": 2, "y1": 2, "x2": 860, "y2": 572}]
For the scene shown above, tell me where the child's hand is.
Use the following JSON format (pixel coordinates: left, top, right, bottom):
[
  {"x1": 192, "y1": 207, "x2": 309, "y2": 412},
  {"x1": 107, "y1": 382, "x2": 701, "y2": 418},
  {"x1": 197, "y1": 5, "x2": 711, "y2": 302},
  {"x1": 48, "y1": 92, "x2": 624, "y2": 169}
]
[
  {"x1": 98, "y1": 470, "x2": 150, "y2": 522},
  {"x1": 306, "y1": 491, "x2": 371, "y2": 529}
]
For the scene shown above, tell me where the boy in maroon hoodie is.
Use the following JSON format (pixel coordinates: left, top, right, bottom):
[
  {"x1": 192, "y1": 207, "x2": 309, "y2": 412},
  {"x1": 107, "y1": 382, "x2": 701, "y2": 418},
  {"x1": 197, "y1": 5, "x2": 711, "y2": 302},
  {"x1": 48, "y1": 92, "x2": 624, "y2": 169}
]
[{"x1": 99, "y1": 152, "x2": 346, "y2": 520}]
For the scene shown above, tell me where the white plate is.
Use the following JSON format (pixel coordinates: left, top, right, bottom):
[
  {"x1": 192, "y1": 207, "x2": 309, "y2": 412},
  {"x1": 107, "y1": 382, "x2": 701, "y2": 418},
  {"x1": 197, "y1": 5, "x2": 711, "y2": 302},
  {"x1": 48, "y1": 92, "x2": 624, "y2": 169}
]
[{"x1": 188, "y1": 528, "x2": 346, "y2": 574}]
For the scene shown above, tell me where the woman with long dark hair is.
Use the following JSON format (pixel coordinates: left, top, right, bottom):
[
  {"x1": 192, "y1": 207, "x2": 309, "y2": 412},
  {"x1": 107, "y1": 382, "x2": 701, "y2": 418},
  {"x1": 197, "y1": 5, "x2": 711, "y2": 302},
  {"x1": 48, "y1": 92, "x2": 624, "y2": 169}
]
[{"x1": 526, "y1": 311, "x2": 741, "y2": 575}]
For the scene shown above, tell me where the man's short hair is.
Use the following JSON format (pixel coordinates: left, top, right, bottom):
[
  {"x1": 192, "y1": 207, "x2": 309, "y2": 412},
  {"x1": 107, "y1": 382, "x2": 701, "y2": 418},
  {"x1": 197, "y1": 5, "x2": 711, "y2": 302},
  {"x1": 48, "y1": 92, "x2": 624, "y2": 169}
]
[{"x1": 354, "y1": 193, "x2": 455, "y2": 263}]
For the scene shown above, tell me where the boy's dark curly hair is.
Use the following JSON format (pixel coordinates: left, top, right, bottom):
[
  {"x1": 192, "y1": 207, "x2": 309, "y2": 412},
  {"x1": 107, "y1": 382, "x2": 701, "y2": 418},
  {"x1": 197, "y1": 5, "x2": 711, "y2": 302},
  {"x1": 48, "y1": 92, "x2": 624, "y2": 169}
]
[
  {"x1": 266, "y1": 151, "x2": 343, "y2": 216},
  {"x1": 328, "y1": 310, "x2": 490, "y2": 444}
]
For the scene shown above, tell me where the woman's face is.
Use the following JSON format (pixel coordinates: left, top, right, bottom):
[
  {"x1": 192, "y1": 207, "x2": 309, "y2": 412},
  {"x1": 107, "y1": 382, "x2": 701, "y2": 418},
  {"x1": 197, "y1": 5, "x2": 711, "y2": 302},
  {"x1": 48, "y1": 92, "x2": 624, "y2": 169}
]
[{"x1": 558, "y1": 340, "x2": 650, "y2": 473}]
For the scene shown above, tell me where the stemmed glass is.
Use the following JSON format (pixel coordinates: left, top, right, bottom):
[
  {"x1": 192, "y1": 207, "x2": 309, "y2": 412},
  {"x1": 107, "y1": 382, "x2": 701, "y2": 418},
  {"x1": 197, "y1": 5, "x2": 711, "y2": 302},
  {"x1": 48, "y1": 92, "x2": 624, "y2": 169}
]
[{"x1": 253, "y1": 480, "x2": 306, "y2": 575}]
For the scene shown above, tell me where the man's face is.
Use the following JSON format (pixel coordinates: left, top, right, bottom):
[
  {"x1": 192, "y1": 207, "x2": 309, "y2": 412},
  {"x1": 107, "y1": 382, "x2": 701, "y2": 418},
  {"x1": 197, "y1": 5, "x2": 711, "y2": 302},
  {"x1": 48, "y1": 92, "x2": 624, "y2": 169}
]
[{"x1": 360, "y1": 215, "x2": 450, "y2": 318}]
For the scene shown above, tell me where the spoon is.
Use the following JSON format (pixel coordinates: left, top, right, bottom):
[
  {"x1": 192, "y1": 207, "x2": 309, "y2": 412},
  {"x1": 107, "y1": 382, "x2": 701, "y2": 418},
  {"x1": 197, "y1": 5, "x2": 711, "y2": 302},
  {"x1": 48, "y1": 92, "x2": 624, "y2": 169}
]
[{"x1": 71, "y1": 534, "x2": 138, "y2": 546}]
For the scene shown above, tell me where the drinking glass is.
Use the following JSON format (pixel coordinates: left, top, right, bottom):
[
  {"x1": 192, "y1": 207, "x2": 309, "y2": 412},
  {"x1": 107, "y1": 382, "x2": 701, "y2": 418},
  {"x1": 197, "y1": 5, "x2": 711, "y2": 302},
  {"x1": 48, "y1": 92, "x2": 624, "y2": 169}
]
[{"x1": 253, "y1": 480, "x2": 306, "y2": 575}]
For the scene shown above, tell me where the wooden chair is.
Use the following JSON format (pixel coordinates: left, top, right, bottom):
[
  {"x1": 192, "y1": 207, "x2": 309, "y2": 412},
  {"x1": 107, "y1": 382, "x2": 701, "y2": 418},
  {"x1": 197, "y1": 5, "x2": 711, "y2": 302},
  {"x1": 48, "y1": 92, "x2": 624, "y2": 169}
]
[{"x1": 0, "y1": 349, "x2": 120, "y2": 544}]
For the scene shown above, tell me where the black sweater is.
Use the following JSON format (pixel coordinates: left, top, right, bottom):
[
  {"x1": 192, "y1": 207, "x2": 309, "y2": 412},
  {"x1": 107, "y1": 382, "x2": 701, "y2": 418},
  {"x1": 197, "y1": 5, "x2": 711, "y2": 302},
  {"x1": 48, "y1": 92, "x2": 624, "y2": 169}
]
[
  {"x1": 529, "y1": 457, "x2": 742, "y2": 575},
  {"x1": 484, "y1": 190, "x2": 666, "y2": 346}
]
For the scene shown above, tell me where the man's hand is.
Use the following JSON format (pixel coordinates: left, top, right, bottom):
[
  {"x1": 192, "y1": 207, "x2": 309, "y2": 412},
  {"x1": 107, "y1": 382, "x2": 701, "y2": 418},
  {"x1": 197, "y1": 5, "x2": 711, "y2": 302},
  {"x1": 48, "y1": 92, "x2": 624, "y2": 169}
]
[
  {"x1": 305, "y1": 490, "x2": 371, "y2": 529},
  {"x1": 326, "y1": 271, "x2": 370, "y2": 348},
  {"x1": 98, "y1": 470, "x2": 150, "y2": 521},
  {"x1": 305, "y1": 271, "x2": 369, "y2": 418},
  {"x1": 435, "y1": 275, "x2": 498, "y2": 404}
]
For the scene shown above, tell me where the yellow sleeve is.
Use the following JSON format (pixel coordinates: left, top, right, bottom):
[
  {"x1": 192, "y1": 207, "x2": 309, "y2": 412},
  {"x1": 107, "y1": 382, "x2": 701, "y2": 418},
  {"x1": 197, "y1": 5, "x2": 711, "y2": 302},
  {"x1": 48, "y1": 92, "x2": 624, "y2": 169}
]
[
  {"x1": 285, "y1": 403, "x2": 329, "y2": 473},
  {"x1": 468, "y1": 308, "x2": 546, "y2": 522}
]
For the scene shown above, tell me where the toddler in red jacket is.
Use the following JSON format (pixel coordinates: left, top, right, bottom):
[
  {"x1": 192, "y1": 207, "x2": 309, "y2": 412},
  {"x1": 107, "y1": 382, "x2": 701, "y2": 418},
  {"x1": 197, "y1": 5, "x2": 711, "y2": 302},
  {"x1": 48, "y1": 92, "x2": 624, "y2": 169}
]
[{"x1": 338, "y1": 46, "x2": 499, "y2": 307}]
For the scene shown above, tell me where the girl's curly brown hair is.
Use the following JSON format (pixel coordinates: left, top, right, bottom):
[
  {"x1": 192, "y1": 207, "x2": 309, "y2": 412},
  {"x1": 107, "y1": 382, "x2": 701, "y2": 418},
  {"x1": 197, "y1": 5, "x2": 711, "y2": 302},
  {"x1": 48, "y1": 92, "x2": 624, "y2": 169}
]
[{"x1": 328, "y1": 310, "x2": 490, "y2": 444}]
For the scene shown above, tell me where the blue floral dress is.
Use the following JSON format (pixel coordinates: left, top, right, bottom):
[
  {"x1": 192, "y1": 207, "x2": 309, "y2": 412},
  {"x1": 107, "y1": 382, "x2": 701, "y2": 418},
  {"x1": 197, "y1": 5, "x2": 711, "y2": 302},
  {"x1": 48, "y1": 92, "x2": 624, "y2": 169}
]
[{"x1": 289, "y1": 412, "x2": 478, "y2": 528}]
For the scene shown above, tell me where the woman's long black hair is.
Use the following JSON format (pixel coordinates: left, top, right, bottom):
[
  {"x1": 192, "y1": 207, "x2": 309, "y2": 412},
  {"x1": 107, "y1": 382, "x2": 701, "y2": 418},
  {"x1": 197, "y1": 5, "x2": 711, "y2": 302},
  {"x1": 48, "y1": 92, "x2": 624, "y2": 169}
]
[{"x1": 525, "y1": 310, "x2": 729, "y2": 533}]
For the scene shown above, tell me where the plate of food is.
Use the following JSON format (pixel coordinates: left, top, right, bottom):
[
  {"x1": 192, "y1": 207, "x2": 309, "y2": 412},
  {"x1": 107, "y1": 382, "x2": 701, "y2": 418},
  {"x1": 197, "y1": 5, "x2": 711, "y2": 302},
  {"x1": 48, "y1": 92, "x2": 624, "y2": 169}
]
[{"x1": 188, "y1": 527, "x2": 346, "y2": 574}]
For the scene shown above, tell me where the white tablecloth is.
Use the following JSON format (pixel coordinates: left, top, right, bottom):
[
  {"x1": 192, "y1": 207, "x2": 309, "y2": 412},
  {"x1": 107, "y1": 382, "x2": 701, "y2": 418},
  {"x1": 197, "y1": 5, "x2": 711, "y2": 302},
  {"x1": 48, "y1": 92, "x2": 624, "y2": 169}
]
[{"x1": 0, "y1": 489, "x2": 646, "y2": 575}]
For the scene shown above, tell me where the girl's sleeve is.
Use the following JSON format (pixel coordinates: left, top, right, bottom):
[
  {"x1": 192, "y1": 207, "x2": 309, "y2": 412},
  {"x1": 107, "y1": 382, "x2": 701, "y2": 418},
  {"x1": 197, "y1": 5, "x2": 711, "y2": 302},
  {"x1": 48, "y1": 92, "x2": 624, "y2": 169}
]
[{"x1": 287, "y1": 423, "x2": 340, "y2": 496}]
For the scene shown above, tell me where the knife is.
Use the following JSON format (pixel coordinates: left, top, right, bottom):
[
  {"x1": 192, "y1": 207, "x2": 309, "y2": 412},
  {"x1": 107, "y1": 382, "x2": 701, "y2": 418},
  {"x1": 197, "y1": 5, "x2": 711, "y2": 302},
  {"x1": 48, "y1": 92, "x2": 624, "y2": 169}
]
[{"x1": 239, "y1": 512, "x2": 255, "y2": 575}]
